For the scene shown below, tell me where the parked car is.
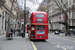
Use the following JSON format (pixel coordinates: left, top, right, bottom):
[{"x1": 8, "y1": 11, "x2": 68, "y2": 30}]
[{"x1": 54, "y1": 31, "x2": 60, "y2": 35}]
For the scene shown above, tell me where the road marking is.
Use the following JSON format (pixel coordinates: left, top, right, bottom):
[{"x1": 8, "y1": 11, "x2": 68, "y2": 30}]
[
  {"x1": 57, "y1": 45, "x2": 60, "y2": 47},
  {"x1": 49, "y1": 40, "x2": 67, "y2": 50},
  {"x1": 57, "y1": 45, "x2": 67, "y2": 50},
  {"x1": 53, "y1": 43, "x2": 55, "y2": 44},
  {"x1": 31, "y1": 41, "x2": 37, "y2": 50},
  {"x1": 50, "y1": 41, "x2": 52, "y2": 43},
  {"x1": 62, "y1": 47, "x2": 66, "y2": 50},
  {"x1": 49, "y1": 35, "x2": 75, "y2": 42}
]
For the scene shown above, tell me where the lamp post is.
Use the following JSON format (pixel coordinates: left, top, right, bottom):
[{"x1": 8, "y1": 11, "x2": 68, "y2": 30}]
[{"x1": 22, "y1": 0, "x2": 26, "y2": 38}]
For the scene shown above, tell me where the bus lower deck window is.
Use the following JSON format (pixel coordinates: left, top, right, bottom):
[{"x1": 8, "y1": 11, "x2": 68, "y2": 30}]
[{"x1": 36, "y1": 25, "x2": 45, "y2": 30}]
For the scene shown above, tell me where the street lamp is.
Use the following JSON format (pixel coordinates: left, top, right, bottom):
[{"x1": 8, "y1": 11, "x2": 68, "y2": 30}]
[{"x1": 22, "y1": 0, "x2": 26, "y2": 38}]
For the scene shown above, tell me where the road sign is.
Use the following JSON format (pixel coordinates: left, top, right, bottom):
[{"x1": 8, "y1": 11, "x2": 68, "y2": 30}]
[
  {"x1": 21, "y1": 19, "x2": 24, "y2": 22},
  {"x1": 21, "y1": 22, "x2": 24, "y2": 24}
]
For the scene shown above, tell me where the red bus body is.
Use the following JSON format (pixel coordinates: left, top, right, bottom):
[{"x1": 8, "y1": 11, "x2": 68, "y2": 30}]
[
  {"x1": 29, "y1": 12, "x2": 48, "y2": 40},
  {"x1": 26, "y1": 24, "x2": 29, "y2": 33}
]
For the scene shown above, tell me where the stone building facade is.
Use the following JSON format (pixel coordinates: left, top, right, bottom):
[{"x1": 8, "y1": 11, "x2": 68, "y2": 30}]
[
  {"x1": 0, "y1": 0, "x2": 19, "y2": 35},
  {"x1": 48, "y1": 0, "x2": 75, "y2": 31}
]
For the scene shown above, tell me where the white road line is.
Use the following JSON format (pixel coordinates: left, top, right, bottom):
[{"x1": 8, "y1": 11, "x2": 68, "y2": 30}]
[
  {"x1": 47, "y1": 40, "x2": 67, "y2": 50},
  {"x1": 57, "y1": 45, "x2": 60, "y2": 47},
  {"x1": 62, "y1": 47, "x2": 66, "y2": 50},
  {"x1": 53, "y1": 43, "x2": 55, "y2": 44}
]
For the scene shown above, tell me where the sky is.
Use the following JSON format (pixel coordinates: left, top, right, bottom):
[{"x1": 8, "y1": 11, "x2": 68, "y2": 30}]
[{"x1": 17, "y1": 0, "x2": 43, "y2": 13}]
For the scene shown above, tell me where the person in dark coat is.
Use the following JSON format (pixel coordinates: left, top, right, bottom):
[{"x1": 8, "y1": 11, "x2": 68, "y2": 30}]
[
  {"x1": 20, "y1": 29, "x2": 23, "y2": 36},
  {"x1": 11, "y1": 29, "x2": 13, "y2": 37},
  {"x1": 17, "y1": 29, "x2": 20, "y2": 36},
  {"x1": 14, "y1": 29, "x2": 16, "y2": 35}
]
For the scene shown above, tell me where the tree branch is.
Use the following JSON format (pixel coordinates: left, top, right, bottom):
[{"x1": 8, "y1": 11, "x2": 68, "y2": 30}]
[
  {"x1": 61, "y1": 0, "x2": 69, "y2": 11},
  {"x1": 29, "y1": 0, "x2": 39, "y2": 4},
  {"x1": 53, "y1": 0, "x2": 68, "y2": 18},
  {"x1": 54, "y1": 0, "x2": 62, "y2": 10}
]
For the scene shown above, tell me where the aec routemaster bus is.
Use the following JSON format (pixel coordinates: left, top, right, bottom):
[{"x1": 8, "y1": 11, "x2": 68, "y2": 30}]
[
  {"x1": 26, "y1": 24, "x2": 29, "y2": 33},
  {"x1": 28, "y1": 11, "x2": 48, "y2": 40}
]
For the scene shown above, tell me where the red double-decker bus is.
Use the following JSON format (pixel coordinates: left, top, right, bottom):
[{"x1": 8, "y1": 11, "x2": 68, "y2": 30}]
[{"x1": 28, "y1": 11, "x2": 48, "y2": 40}]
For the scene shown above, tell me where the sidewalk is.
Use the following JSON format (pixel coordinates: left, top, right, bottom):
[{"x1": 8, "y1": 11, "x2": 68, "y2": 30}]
[{"x1": 0, "y1": 33, "x2": 33, "y2": 50}]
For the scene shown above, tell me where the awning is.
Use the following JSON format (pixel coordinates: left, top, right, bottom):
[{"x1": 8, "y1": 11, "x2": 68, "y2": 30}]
[{"x1": 31, "y1": 23, "x2": 48, "y2": 25}]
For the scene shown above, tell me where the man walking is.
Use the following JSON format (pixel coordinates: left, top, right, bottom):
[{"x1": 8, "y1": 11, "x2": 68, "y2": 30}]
[
  {"x1": 20, "y1": 28, "x2": 23, "y2": 36},
  {"x1": 14, "y1": 29, "x2": 16, "y2": 35}
]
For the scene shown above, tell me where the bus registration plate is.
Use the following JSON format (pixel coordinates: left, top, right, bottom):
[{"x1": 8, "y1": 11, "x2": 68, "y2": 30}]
[{"x1": 40, "y1": 36, "x2": 42, "y2": 38}]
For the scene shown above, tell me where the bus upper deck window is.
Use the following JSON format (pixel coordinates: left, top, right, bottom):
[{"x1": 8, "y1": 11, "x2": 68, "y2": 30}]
[{"x1": 36, "y1": 14, "x2": 44, "y2": 17}]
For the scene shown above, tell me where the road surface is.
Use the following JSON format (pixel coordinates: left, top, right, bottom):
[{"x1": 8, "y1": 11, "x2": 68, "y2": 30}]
[{"x1": 32, "y1": 33, "x2": 75, "y2": 50}]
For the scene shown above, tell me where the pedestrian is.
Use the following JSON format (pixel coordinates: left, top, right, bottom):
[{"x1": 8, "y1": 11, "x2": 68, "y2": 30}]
[
  {"x1": 17, "y1": 29, "x2": 20, "y2": 36},
  {"x1": 14, "y1": 29, "x2": 16, "y2": 35},
  {"x1": 19, "y1": 29, "x2": 20, "y2": 36},
  {"x1": 22, "y1": 30, "x2": 25, "y2": 38},
  {"x1": 20, "y1": 28, "x2": 23, "y2": 36},
  {"x1": 17, "y1": 29, "x2": 19, "y2": 36},
  {"x1": 11, "y1": 29, "x2": 13, "y2": 37}
]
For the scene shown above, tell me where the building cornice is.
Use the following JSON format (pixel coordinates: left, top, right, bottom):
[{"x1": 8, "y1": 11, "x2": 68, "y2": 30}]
[
  {"x1": 0, "y1": 0, "x2": 5, "y2": 7},
  {"x1": 49, "y1": 7, "x2": 73, "y2": 17},
  {"x1": 3, "y1": 4, "x2": 16, "y2": 18},
  {"x1": 52, "y1": 18, "x2": 75, "y2": 23}
]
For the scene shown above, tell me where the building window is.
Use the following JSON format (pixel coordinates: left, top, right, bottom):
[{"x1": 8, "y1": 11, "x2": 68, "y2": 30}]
[{"x1": 59, "y1": 15, "x2": 61, "y2": 19}]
